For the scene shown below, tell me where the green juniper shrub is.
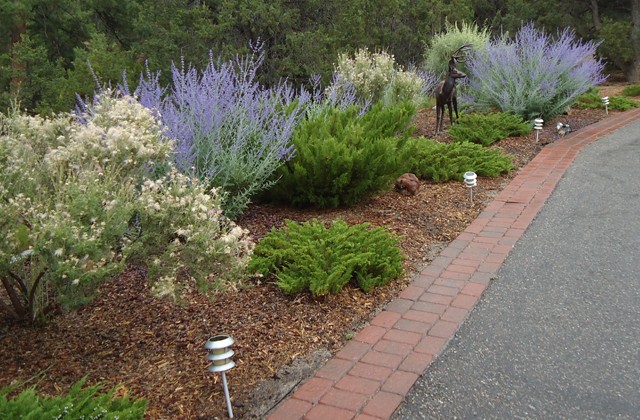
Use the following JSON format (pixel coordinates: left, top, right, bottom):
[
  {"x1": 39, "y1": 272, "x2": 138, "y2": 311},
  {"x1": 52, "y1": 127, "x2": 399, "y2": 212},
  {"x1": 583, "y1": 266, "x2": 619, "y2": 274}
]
[
  {"x1": 608, "y1": 96, "x2": 640, "y2": 110},
  {"x1": 0, "y1": 377, "x2": 147, "y2": 419},
  {"x1": 574, "y1": 88, "x2": 606, "y2": 109},
  {"x1": 265, "y1": 102, "x2": 416, "y2": 208},
  {"x1": 575, "y1": 89, "x2": 639, "y2": 111},
  {"x1": 448, "y1": 112, "x2": 531, "y2": 146},
  {"x1": 249, "y1": 219, "x2": 404, "y2": 296},
  {"x1": 621, "y1": 85, "x2": 640, "y2": 97},
  {"x1": 406, "y1": 138, "x2": 515, "y2": 182}
]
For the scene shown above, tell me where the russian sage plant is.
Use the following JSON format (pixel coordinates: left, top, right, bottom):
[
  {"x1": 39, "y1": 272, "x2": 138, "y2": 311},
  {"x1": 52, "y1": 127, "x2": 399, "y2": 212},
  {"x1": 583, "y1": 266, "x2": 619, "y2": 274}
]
[
  {"x1": 132, "y1": 49, "x2": 307, "y2": 219},
  {"x1": 464, "y1": 23, "x2": 607, "y2": 120}
]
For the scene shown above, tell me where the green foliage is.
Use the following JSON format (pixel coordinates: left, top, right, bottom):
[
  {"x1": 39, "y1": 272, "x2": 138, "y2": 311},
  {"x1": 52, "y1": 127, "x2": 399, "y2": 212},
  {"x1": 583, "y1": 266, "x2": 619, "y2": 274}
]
[
  {"x1": 1, "y1": 0, "x2": 636, "y2": 113},
  {"x1": 406, "y1": 138, "x2": 515, "y2": 182},
  {"x1": 266, "y1": 103, "x2": 416, "y2": 208},
  {"x1": 597, "y1": 16, "x2": 634, "y2": 76},
  {"x1": 249, "y1": 219, "x2": 404, "y2": 296},
  {"x1": 608, "y1": 96, "x2": 639, "y2": 110},
  {"x1": 622, "y1": 85, "x2": 640, "y2": 97},
  {"x1": 448, "y1": 112, "x2": 531, "y2": 146},
  {"x1": 0, "y1": 376, "x2": 146, "y2": 419},
  {"x1": 575, "y1": 90, "x2": 639, "y2": 111},
  {"x1": 424, "y1": 20, "x2": 490, "y2": 78}
]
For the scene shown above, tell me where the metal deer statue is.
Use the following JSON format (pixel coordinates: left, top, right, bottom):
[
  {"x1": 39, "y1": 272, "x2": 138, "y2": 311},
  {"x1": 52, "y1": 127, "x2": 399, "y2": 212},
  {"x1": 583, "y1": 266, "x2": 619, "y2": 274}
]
[{"x1": 435, "y1": 44, "x2": 471, "y2": 133}]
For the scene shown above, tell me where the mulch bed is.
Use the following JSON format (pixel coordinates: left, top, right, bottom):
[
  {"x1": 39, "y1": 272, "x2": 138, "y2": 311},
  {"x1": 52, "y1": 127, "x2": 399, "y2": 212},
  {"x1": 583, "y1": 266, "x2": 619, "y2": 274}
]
[{"x1": 0, "y1": 103, "x2": 618, "y2": 418}]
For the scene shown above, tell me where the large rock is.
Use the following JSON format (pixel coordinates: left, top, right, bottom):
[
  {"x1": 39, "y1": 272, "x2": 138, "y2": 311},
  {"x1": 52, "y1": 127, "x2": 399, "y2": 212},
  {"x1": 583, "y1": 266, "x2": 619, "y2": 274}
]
[{"x1": 395, "y1": 173, "x2": 420, "y2": 195}]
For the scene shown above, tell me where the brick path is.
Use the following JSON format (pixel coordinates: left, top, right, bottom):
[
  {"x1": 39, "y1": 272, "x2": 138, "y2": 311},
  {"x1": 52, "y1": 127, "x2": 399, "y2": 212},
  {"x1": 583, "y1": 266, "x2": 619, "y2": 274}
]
[{"x1": 268, "y1": 108, "x2": 640, "y2": 420}]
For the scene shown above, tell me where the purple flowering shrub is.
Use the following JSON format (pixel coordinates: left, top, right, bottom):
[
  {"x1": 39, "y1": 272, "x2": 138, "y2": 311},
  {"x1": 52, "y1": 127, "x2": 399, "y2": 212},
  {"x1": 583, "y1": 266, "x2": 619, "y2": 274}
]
[
  {"x1": 464, "y1": 23, "x2": 607, "y2": 120},
  {"x1": 131, "y1": 48, "x2": 308, "y2": 219}
]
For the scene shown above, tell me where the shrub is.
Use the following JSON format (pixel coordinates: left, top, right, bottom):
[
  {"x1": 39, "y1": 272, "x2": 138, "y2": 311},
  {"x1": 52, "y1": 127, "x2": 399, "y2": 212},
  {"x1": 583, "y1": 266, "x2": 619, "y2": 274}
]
[
  {"x1": 575, "y1": 89, "x2": 639, "y2": 111},
  {"x1": 608, "y1": 96, "x2": 639, "y2": 111},
  {"x1": 128, "y1": 168, "x2": 254, "y2": 300},
  {"x1": 0, "y1": 94, "x2": 169, "y2": 322},
  {"x1": 449, "y1": 112, "x2": 531, "y2": 146},
  {"x1": 464, "y1": 23, "x2": 607, "y2": 120},
  {"x1": 1, "y1": 93, "x2": 253, "y2": 322},
  {"x1": 406, "y1": 138, "x2": 515, "y2": 182},
  {"x1": 265, "y1": 102, "x2": 416, "y2": 208},
  {"x1": 424, "y1": 20, "x2": 490, "y2": 78},
  {"x1": 131, "y1": 47, "x2": 307, "y2": 220},
  {"x1": 249, "y1": 219, "x2": 404, "y2": 296},
  {"x1": 330, "y1": 48, "x2": 438, "y2": 106},
  {"x1": 622, "y1": 85, "x2": 640, "y2": 97},
  {"x1": 0, "y1": 377, "x2": 146, "y2": 419}
]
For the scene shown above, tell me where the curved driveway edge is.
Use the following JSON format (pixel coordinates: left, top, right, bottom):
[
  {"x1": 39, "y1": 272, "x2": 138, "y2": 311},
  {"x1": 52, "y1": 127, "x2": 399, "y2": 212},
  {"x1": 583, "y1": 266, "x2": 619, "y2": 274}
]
[{"x1": 267, "y1": 108, "x2": 640, "y2": 420}]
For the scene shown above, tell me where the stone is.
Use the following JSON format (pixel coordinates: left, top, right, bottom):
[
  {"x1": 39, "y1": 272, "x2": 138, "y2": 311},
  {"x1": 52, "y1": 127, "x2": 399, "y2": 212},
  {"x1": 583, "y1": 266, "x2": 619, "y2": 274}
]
[{"x1": 395, "y1": 173, "x2": 420, "y2": 195}]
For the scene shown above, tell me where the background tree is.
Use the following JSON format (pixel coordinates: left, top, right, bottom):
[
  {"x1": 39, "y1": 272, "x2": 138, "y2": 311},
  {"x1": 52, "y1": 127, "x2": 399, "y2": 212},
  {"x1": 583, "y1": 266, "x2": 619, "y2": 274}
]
[{"x1": 1, "y1": 0, "x2": 637, "y2": 114}]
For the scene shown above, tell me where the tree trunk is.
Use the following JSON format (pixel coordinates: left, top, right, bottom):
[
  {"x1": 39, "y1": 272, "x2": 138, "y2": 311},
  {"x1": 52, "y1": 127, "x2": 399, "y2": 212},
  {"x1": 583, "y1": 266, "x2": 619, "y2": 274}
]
[
  {"x1": 590, "y1": 0, "x2": 601, "y2": 31},
  {"x1": 10, "y1": 16, "x2": 27, "y2": 94},
  {"x1": 630, "y1": 0, "x2": 640, "y2": 82}
]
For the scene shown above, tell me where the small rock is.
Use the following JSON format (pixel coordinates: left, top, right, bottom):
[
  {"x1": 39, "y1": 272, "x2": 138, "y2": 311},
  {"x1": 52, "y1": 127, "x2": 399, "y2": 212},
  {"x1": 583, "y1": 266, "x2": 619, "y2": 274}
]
[{"x1": 395, "y1": 173, "x2": 420, "y2": 195}]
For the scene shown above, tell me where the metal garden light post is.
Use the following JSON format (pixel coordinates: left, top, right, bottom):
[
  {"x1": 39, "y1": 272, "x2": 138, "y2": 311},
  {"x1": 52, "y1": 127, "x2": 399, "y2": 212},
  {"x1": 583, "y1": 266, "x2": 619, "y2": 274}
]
[
  {"x1": 205, "y1": 334, "x2": 236, "y2": 418},
  {"x1": 464, "y1": 171, "x2": 477, "y2": 205},
  {"x1": 602, "y1": 96, "x2": 610, "y2": 114},
  {"x1": 534, "y1": 118, "x2": 543, "y2": 142}
]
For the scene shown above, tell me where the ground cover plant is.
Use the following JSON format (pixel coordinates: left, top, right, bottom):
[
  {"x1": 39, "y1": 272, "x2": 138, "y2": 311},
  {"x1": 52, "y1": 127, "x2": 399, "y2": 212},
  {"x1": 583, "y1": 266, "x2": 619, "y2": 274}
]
[
  {"x1": 407, "y1": 138, "x2": 515, "y2": 182},
  {"x1": 448, "y1": 112, "x2": 531, "y2": 146},
  {"x1": 0, "y1": 377, "x2": 147, "y2": 419},
  {"x1": 464, "y1": 23, "x2": 607, "y2": 120},
  {"x1": 266, "y1": 102, "x2": 417, "y2": 208},
  {"x1": 622, "y1": 85, "x2": 640, "y2": 97},
  {"x1": 249, "y1": 219, "x2": 404, "y2": 296},
  {"x1": 575, "y1": 88, "x2": 639, "y2": 111}
]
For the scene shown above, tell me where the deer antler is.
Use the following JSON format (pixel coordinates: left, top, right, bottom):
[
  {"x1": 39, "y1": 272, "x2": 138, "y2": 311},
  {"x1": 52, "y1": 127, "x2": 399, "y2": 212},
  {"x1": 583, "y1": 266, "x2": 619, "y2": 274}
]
[{"x1": 451, "y1": 44, "x2": 472, "y2": 63}]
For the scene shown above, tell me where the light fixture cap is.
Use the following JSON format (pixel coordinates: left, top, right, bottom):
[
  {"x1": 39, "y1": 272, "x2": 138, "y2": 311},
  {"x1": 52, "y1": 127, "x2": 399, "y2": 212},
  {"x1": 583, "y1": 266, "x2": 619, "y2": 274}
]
[{"x1": 205, "y1": 334, "x2": 235, "y2": 350}]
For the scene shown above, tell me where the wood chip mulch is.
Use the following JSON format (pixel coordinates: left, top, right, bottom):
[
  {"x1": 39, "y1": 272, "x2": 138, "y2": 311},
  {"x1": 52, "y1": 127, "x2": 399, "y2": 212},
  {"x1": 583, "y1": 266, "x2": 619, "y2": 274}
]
[{"x1": 0, "y1": 104, "x2": 617, "y2": 418}]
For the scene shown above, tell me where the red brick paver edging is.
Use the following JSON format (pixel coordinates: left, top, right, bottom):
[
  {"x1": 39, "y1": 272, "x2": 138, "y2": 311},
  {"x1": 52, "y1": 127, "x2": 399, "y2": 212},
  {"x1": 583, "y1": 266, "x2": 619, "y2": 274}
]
[{"x1": 268, "y1": 108, "x2": 640, "y2": 420}]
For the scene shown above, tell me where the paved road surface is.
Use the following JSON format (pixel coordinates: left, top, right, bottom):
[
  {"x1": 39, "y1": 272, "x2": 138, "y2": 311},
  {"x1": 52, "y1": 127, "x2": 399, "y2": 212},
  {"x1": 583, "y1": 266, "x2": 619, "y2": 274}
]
[{"x1": 394, "y1": 120, "x2": 640, "y2": 419}]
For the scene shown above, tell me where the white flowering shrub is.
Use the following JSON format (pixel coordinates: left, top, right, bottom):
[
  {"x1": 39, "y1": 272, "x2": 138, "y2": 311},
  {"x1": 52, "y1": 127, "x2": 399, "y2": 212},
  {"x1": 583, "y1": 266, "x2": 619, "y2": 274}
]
[
  {"x1": 330, "y1": 48, "x2": 436, "y2": 106},
  {"x1": 56, "y1": 94, "x2": 174, "y2": 180},
  {"x1": 129, "y1": 168, "x2": 254, "y2": 301},
  {"x1": 0, "y1": 93, "x2": 253, "y2": 322}
]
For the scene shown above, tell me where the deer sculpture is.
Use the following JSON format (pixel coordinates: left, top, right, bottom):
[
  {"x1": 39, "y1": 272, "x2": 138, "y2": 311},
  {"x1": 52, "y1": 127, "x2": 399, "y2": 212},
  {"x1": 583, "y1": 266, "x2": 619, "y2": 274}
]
[{"x1": 435, "y1": 44, "x2": 471, "y2": 133}]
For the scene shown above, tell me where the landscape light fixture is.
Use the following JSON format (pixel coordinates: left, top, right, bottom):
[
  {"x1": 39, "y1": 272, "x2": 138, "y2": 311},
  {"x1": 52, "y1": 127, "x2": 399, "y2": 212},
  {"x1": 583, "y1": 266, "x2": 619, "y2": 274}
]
[
  {"x1": 533, "y1": 118, "x2": 544, "y2": 142},
  {"x1": 205, "y1": 334, "x2": 236, "y2": 418},
  {"x1": 464, "y1": 171, "x2": 477, "y2": 204},
  {"x1": 602, "y1": 96, "x2": 610, "y2": 114}
]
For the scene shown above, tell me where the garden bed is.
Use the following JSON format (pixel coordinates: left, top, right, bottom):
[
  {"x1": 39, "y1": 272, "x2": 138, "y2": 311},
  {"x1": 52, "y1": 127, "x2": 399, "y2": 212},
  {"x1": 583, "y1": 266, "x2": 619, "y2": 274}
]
[{"x1": 0, "y1": 102, "x2": 625, "y2": 418}]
